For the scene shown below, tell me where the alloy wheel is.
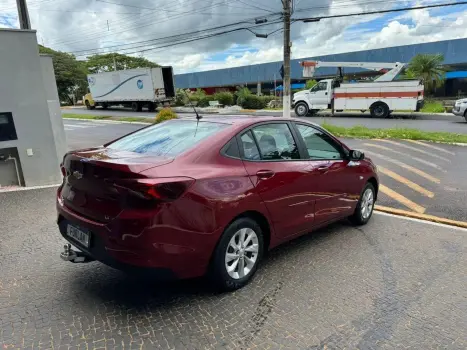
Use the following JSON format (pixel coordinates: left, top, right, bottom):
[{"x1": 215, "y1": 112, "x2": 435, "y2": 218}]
[
  {"x1": 225, "y1": 228, "x2": 259, "y2": 279},
  {"x1": 361, "y1": 188, "x2": 374, "y2": 220}
]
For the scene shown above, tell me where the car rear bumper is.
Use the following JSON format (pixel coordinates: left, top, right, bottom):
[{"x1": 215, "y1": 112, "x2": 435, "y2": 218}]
[{"x1": 56, "y1": 196, "x2": 215, "y2": 279}]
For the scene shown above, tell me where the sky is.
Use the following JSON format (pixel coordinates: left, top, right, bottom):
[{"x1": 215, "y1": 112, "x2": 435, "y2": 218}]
[{"x1": 1, "y1": 0, "x2": 467, "y2": 74}]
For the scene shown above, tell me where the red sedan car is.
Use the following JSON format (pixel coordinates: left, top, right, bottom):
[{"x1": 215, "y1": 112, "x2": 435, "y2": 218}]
[{"x1": 57, "y1": 117, "x2": 378, "y2": 290}]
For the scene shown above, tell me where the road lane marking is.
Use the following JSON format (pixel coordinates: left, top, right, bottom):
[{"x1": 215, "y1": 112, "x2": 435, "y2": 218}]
[
  {"x1": 63, "y1": 124, "x2": 90, "y2": 128},
  {"x1": 379, "y1": 184, "x2": 426, "y2": 214},
  {"x1": 363, "y1": 150, "x2": 440, "y2": 184},
  {"x1": 363, "y1": 143, "x2": 445, "y2": 171},
  {"x1": 405, "y1": 140, "x2": 456, "y2": 155},
  {"x1": 377, "y1": 166, "x2": 434, "y2": 198},
  {"x1": 375, "y1": 205, "x2": 467, "y2": 230},
  {"x1": 372, "y1": 139, "x2": 450, "y2": 162}
]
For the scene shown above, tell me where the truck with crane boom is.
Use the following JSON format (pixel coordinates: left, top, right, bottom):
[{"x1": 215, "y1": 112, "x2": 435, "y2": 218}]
[{"x1": 292, "y1": 61, "x2": 425, "y2": 118}]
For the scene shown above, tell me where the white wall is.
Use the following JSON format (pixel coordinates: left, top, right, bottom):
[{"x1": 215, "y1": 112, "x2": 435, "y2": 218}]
[{"x1": 0, "y1": 29, "x2": 65, "y2": 187}]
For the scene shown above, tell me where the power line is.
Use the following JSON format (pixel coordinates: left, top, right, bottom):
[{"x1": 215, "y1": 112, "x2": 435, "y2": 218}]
[
  {"x1": 48, "y1": 0, "x2": 224, "y2": 47},
  {"x1": 74, "y1": 20, "x2": 283, "y2": 57},
  {"x1": 295, "y1": 1, "x2": 467, "y2": 21},
  {"x1": 233, "y1": 0, "x2": 277, "y2": 13},
  {"x1": 46, "y1": 0, "x2": 282, "y2": 47},
  {"x1": 67, "y1": 14, "x2": 281, "y2": 55},
  {"x1": 45, "y1": 0, "x2": 211, "y2": 45}
]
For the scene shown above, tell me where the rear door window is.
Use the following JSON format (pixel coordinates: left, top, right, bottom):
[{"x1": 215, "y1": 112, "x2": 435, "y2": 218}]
[
  {"x1": 251, "y1": 123, "x2": 300, "y2": 160},
  {"x1": 106, "y1": 120, "x2": 228, "y2": 156},
  {"x1": 240, "y1": 131, "x2": 261, "y2": 160}
]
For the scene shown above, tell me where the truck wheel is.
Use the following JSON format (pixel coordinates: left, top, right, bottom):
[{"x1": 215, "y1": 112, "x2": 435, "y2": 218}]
[
  {"x1": 85, "y1": 100, "x2": 95, "y2": 110},
  {"x1": 370, "y1": 102, "x2": 389, "y2": 118},
  {"x1": 131, "y1": 102, "x2": 142, "y2": 112},
  {"x1": 294, "y1": 102, "x2": 309, "y2": 117},
  {"x1": 147, "y1": 102, "x2": 156, "y2": 112},
  {"x1": 308, "y1": 109, "x2": 318, "y2": 117}
]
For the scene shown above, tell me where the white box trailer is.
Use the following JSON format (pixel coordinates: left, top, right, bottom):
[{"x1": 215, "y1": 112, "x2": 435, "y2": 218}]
[
  {"x1": 84, "y1": 67, "x2": 175, "y2": 112},
  {"x1": 293, "y1": 61, "x2": 425, "y2": 118}
]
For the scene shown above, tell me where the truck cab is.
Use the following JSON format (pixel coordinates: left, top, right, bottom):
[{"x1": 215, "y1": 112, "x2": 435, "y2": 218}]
[{"x1": 293, "y1": 79, "x2": 336, "y2": 117}]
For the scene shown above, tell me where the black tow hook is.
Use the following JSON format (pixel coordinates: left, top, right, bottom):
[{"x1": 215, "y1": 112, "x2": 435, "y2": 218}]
[{"x1": 60, "y1": 244, "x2": 94, "y2": 263}]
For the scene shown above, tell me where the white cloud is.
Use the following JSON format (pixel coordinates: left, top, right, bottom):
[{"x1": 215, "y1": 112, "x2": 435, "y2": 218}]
[{"x1": 1, "y1": 0, "x2": 466, "y2": 73}]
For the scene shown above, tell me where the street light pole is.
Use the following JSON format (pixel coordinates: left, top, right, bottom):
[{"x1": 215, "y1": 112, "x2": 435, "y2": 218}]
[
  {"x1": 16, "y1": 0, "x2": 31, "y2": 29},
  {"x1": 282, "y1": 0, "x2": 292, "y2": 117}
]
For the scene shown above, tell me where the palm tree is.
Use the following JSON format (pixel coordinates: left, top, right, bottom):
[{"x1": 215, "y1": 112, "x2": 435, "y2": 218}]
[{"x1": 407, "y1": 54, "x2": 446, "y2": 93}]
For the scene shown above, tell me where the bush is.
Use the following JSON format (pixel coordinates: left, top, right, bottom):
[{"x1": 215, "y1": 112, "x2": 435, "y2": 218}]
[
  {"x1": 188, "y1": 88, "x2": 206, "y2": 104},
  {"x1": 234, "y1": 87, "x2": 251, "y2": 106},
  {"x1": 421, "y1": 100, "x2": 445, "y2": 113},
  {"x1": 155, "y1": 108, "x2": 177, "y2": 124},
  {"x1": 174, "y1": 89, "x2": 189, "y2": 106},
  {"x1": 241, "y1": 95, "x2": 268, "y2": 109},
  {"x1": 197, "y1": 96, "x2": 213, "y2": 107},
  {"x1": 213, "y1": 91, "x2": 234, "y2": 106}
]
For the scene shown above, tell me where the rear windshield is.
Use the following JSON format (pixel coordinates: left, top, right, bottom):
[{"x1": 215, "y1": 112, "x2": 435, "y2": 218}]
[{"x1": 106, "y1": 120, "x2": 229, "y2": 156}]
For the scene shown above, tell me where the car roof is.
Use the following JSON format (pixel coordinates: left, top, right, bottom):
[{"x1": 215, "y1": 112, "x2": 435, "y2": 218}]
[{"x1": 194, "y1": 115, "x2": 320, "y2": 128}]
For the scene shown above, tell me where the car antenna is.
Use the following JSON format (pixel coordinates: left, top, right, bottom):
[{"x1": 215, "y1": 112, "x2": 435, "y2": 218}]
[{"x1": 182, "y1": 89, "x2": 202, "y2": 137}]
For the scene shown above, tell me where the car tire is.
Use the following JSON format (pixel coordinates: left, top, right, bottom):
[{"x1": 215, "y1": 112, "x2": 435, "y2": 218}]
[
  {"x1": 370, "y1": 102, "x2": 389, "y2": 118},
  {"x1": 85, "y1": 100, "x2": 95, "y2": 110},
  {"x1": 464, "y1": 110, "x2": 467, "y2": 123},
  {"x1": 349, "y1": 182, "x2": 376, "y2": 226},
  {"x1": 294, "y1": 102, "x2": 309, "y2": 117},
  {"x1": 209, "y1": 217, "x2": 264, "y2": 292},
  {"x1": 131, "y1": 102, "x2": 142, "y2": 112},
  {"x1": 101, "y1": 103, "x2": 108, "y2": 110},
  {"x1": 148, "y1": 102, "x2": 156, "y2": 112}
]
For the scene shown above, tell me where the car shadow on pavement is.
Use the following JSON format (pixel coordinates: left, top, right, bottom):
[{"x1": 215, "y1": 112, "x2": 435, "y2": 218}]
[{"x1": 68, "y1": 220, "x2": 350, "y2": 307}]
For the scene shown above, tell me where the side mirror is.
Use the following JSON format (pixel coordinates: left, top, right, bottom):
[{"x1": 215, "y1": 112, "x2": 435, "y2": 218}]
[{"x1": 350, "y1": 150, "x2": 365, "y2": 161}]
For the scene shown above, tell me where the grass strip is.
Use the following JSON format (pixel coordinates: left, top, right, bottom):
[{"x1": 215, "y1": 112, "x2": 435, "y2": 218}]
[
  {"x1": 321, "y1": 122, "x2": 467, "y2": 144},
  {"x1": 63, "y1": 113, "x2": 151, "y2": 123}
]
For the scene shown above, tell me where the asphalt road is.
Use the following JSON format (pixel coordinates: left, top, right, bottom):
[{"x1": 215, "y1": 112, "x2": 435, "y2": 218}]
[
  {"x1": 1, "y1": 186, "x2": 466, "y2": 349},
  {"x1": 62, "y1": 107, "x2": 467, "y2": 133},
  {"x1": 64, "y1": 119, "x2": 467, "y2": 222}
]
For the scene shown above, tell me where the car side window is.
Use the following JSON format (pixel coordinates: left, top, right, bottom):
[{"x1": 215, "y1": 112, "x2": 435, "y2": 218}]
[
  {"x1": 311, "y1": 81, "x2": 327, "y2": 92},
  {"x1": 222, "y1": 137, "x2": 240, "y2": 159},
  {"x1": 240, "y1": 131, "x2": 261, "y2": 160},
  {"x1": 251, "y1": 123, "x2": 300, "y2": 160},
  {"x1": 295, "y1": 124, "x2": 344, "y2": 160}
]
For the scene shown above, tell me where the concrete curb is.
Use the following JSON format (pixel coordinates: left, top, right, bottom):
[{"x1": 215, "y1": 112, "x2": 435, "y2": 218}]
[
  {"x1": 0, "y1": 183, "x2": 61, "y2": 193},
  {"x1": 375, "y1": 205, "x2": 467, "y2": 229}
]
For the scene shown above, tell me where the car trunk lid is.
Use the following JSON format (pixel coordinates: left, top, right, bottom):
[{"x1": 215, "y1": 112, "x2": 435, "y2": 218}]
[{"x1": 60, "y1": 148, "x2": 174, "y2": 222}]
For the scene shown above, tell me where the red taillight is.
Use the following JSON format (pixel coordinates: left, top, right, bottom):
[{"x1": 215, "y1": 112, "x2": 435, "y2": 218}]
[{"x1": 111, "y1": 177, "x2": 195, "y2": 202}]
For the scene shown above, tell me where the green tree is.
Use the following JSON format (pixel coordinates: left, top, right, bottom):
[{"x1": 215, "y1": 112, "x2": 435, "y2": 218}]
[
  {"x1": 86, "y1": 53, "x2": 159, "y2": 74},
  {"x1": 407, "y1": 54, "x2": 446, "y2": 93},
  {"x1": 39, "y1": 45, "x2": 88, "y2": 104},
  {"x1": 305, "y1": 79, "x2": 317, "y2": 89}
]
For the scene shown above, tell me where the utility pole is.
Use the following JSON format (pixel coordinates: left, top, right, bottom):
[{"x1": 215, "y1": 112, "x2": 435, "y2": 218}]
[
  {"x1": 282, "y1": 0, "x2": 292, "y2": 117},
  {"x1": 16, "y1": 0, "x2": 31, "y2": 29}
]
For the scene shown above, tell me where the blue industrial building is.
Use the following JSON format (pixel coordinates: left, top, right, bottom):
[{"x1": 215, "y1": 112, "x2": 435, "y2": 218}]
[{"x1": 175, "y1": 38, "x2": 467, "y2": 97}]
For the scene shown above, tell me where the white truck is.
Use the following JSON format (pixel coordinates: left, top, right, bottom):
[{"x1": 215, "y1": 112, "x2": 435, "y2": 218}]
[
  {"x1": 83, "y1": 67, "x2": 175, "y2": 112},
  {"x1": 292, "y1": 61, "x2": 425, "y2": 118}
]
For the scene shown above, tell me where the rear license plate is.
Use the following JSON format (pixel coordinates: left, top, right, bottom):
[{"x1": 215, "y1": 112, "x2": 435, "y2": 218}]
[{"x1": 66, "y1": 224, "x2": 90, "y2": 248}]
